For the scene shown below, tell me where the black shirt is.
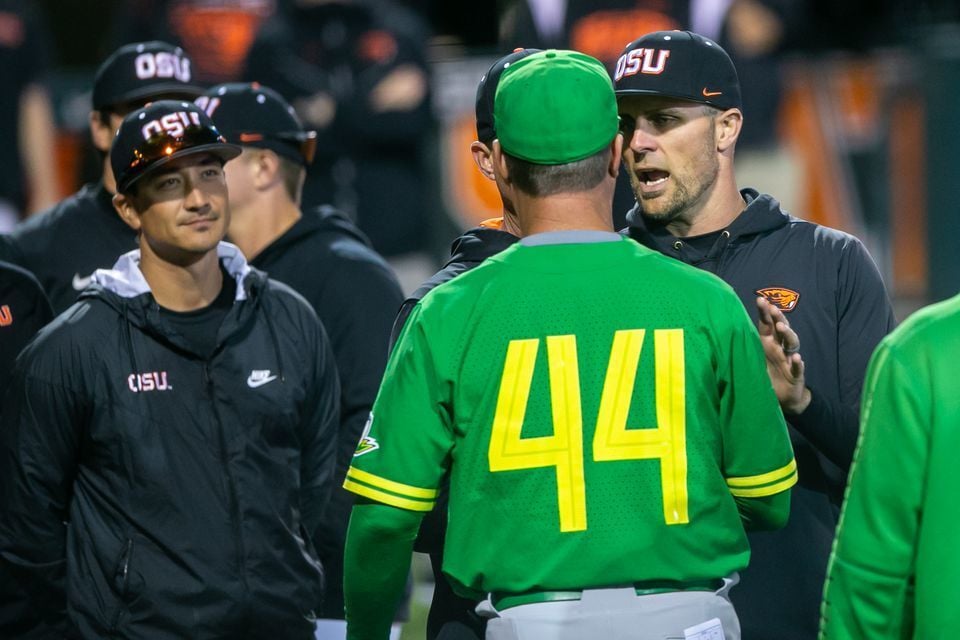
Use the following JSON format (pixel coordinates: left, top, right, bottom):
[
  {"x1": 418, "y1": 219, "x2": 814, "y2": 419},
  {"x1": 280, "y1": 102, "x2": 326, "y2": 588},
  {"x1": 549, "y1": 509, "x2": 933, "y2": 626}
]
[
  {"x1": 4, "y1": 182, "x2": 138, "y2": 313},
  {"x1": 159, "y1": 267, "x2": 236, "y2": 359}
]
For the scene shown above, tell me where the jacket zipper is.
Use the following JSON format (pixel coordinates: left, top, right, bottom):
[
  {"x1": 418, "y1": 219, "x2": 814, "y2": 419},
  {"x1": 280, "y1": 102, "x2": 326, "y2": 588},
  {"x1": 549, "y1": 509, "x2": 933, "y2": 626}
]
[
  {"x1": 109, "y1": 538, "x2": 133, "y2": 631},
  {"x1": 203, "y1": 363, "x2": 251, "y2": 608}
]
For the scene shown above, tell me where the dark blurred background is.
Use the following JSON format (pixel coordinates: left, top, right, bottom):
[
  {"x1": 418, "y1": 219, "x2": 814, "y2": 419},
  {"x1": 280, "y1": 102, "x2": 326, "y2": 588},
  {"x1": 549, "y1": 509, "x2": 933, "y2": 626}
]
[{"x1": 4, "y1": 0, "x2": 960, "y2": 308}]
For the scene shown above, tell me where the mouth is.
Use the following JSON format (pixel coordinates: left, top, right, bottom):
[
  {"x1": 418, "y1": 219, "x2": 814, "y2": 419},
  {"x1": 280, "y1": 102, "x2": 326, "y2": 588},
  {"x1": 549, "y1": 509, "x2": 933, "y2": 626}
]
[
  {"x1": 636, "y1": 169, "x2": 670, "y2": 188},
  {"x1": 183, "y1": 216, "x2": 218, "y2": 227}
]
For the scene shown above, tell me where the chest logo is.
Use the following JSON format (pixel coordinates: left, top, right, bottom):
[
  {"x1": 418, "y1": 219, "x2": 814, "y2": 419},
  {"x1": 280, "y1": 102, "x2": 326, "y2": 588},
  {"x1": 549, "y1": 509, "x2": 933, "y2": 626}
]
[
  {"x1": 0, "y1": 305, "x2": 12, "y2": 327},
  {"x1": 128, "y1": 371, "x2": 172, "y2": 393},
  {"x1": 247, "y1": 369, "x2": 278, "y2": 388},
  {"x1": 756, "y1": 287, "x2": 800, "y2": 312}
]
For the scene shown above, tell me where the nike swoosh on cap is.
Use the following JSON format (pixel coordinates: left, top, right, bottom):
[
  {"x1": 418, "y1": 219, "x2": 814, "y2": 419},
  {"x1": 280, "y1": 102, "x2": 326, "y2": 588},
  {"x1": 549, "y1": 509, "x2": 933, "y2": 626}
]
[
  {"x1": 72, "y1": 273, "x2": 94, "y2": 290},
  {"x1": 702, "y1": 88, "x2": 723, "y2": 97}
]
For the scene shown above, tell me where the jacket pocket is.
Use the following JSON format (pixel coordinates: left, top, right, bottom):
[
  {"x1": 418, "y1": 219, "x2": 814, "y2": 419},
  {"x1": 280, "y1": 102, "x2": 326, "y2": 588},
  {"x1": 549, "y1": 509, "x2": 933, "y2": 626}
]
[{"x1": 108, "y1": 538, "x2": 134, "y2": 632}]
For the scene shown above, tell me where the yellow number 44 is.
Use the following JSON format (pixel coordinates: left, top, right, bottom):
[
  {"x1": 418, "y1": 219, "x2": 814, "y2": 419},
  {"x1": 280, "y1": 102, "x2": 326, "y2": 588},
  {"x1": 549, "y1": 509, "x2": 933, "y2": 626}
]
[{"x1": 488, "y1": 329, "x2": 687, "y2": 533}]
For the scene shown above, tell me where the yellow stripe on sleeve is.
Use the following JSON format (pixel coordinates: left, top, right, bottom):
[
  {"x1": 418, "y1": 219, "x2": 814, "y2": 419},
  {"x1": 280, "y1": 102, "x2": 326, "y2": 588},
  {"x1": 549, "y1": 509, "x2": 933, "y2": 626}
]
[
  {"x1": 346, "y1": 467, "x2": 439, "y2": 500},
  {"x1": 343, "y1": 479, "x2": 435, "y2": 512},
  {"x1": 728, "y1": 470, "x2": 798, "y2": 498},
  {"x1": 726, "y1": 459, "x2": 797, "y2": 489}
]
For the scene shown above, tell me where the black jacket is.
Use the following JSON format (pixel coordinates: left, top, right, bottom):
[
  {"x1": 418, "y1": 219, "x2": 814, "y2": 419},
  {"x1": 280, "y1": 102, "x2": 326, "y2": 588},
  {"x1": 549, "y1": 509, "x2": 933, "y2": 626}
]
[
  {"x1": 0, "y1": 243, "x2": 340, "y2": 639},
  {"x1": 3, "y1": 182, "x2": 138, "y2": 314},
  {"x1": 389, "y1": 223, "x2": 517, "y2": 640},
  {"x1": 248, "y1": 205, "x2": 403, "y2": 620},
  {"x1": 0, "y1": 259, "x2": 52, "y2": 393},
  {"x1": 390, "y1": 225, "x2": 518, "y2": 348},
  {"x1": 627, "y1": 189, "x2": 896, "y2": 640}
]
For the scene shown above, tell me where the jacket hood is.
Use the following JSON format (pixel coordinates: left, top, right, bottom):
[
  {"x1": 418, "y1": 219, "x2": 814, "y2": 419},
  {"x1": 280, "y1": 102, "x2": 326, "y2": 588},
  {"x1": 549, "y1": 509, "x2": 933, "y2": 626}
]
[
  {"x1": 89, "y1": 242, "x2": 253, "y2": 303},
  {"x1": 625, "y1": 188, "x2": 789, "y2": 243}
]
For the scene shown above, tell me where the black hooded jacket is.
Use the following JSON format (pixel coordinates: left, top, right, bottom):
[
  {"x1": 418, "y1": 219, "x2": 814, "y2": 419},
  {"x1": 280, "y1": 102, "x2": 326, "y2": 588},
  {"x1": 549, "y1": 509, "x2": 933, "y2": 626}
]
[
  {"x1": 247, "y1": 205, "x2": 403, "y2": 620},
  {"x1": 2, "y1": 182, "x2": 138, "y2": 314},
  {"x1": 627, "y1": 189, "x2": 896, "y2": 640},
  {"x1": 0, "y1": 243, "x2": 340, "y2": 639}
]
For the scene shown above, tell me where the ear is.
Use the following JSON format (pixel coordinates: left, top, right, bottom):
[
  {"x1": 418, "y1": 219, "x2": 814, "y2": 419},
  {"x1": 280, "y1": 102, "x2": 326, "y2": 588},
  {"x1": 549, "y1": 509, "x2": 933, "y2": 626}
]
[
  {"x1": 252, "y1": 149, "x2": 282, "y2": 190},
  {"x1": 470, "y1": 141, "x2": 496, "y2": 181},
  {"x1": 491, "y1": 140, "x2": 511, "y2": 185},
  {"x1": 608, "y1": 134, "x2": 623, "y2": 179},
  {"x1": 89, "y1": 111, "x2": 114, "y2": 153},
  {"x1": 113, "y1": 192, "x2": 142, "y2": 233},
  {"x1": 716, "y1": 108, "x2": 743, "y2": 153}
]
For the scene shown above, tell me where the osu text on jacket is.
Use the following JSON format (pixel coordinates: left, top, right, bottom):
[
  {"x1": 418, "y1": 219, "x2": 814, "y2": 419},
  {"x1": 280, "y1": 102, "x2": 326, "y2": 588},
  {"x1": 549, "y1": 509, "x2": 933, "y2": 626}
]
[
  {"x1": 626, "y1": 188, "x2": 895, "y2": 640},
  {"x1": 0, "y1": 243, "x2": 340, "y2": 639}
]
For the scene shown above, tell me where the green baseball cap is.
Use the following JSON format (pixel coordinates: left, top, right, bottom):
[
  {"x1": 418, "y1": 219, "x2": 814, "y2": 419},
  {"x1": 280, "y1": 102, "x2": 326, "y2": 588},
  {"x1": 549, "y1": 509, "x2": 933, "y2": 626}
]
[{"x1": 494, "y1": 49, "x2": 619, "y2": 165}]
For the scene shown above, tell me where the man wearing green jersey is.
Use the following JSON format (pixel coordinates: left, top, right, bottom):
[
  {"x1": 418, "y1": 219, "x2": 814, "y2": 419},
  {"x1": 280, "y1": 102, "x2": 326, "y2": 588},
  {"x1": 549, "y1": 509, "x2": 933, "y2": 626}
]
[
  {"x1": 820, "y1": 294, "x2": 960, "y2": 639},
  {"x1": 342, "y1": 49, "x2": 797, "y2": 640}
]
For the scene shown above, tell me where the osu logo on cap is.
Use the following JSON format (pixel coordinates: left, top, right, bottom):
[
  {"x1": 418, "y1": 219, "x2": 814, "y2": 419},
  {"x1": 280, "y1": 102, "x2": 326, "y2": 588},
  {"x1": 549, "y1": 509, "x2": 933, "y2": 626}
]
[
  {"x1": 756, "y1": 287, "x2": 800, "y2": 312},
  {"x1": 141, "y1": 110, "x2": 202, "y2": 140},
  {"x1": 614, "y1": 47, "x2": 670, "y2": 81}
]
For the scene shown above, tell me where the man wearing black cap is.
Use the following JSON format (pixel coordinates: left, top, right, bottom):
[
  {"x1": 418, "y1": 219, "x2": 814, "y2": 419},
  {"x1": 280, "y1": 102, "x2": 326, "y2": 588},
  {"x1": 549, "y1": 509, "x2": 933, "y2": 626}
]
[
  {"x1": 613, "y1": 30, "x2": 896, "y2": 639},
  {"x1": 382, "y1": 47, "x2": 539, "y2": 640},
  {"x1": 2, "y1": 41, "x2": 204, "y2": 313},
  {"x1": 197, "y1": 82, "x2": 405, "y2": 639},
  {"x1": 0, "y1": 100, "x2": 340, "y2": 639}
]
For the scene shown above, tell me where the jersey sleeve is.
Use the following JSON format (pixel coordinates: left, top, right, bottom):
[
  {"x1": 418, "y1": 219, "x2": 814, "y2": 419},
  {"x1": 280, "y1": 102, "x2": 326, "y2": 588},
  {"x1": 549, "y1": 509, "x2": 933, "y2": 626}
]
[
  {"x1": 717, "y1": 297, "x2": 797, "y2": 498},
  {"x1": 820, "y1": 340, "x2": 925, "y2": 639},
  {"x1": 343, "y1": 304, "x2": 453, "y2": 512}
]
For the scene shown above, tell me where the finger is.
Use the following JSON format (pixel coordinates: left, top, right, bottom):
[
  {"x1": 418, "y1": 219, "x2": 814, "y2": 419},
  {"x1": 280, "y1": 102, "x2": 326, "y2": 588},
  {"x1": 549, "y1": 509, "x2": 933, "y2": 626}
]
[
  {"x1": 790, "y1": 352, "x2": 805, "y2": 380},
  {"x1": 776, "y1": 321, "x2": 801, "y2": 354}
]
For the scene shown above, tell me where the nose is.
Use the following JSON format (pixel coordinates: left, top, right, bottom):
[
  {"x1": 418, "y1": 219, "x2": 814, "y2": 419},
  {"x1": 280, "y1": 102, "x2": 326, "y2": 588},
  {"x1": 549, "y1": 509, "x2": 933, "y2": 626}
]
[
  {"x1": 628, "y1": 123, "x2": 658, "y2": 156},
  {"x1": 182, "y1": 176, "x2": 211, "y2": 212}
]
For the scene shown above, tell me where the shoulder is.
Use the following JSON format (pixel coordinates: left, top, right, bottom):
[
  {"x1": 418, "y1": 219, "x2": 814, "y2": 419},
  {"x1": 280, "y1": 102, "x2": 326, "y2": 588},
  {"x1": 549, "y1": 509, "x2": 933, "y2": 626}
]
[
  {"x1": 0, "y1": 259, "x2": 45, "y2": 294},
  {"x1": 880, "y1": 295, "x2": 960, "y2": 358},
  {"x1": 15, "y1": 297, "x2": 113, "y2": 381},
  {"x1": 9, "y1": 188, "x2": 93, "y2": 248},
  {"x1": 260, "y1": 276, "x2": 323, "y2": 330}
]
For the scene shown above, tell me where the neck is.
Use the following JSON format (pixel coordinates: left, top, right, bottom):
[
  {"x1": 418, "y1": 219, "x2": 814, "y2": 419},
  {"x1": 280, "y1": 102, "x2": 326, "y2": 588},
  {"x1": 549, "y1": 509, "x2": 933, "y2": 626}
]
[
  {"x1": 228, "y1": 192, "x2": 302, "y2": 260},
  {"x1": 500, "y1": 207, "x2": 522, "y2": 236},
  {"x1": 515, "y1": 191, "x2": 614, "y2": 237},
  {"x1": 664, "y1": 174, "x2": 745, "y2": 238},
  {"x1": 139, "y1": 244, "x2": 224, "y2": 312}
]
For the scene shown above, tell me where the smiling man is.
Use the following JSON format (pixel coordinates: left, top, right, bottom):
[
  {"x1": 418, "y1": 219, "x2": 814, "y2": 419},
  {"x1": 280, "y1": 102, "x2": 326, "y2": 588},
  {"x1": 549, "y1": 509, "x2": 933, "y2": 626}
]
[
  {"x1": 614, "y1": 30, "x2": 896, "y2": 640},
  {"x1": 0, "y1": 101, "x2": 340, "y2": 639}
]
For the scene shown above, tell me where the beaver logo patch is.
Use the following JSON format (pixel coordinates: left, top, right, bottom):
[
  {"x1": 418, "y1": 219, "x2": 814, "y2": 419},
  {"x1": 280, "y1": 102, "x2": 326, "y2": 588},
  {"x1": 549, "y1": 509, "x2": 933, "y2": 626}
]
[{"x1": 756, "y1": 287, "x2": 800, "y2": 312}]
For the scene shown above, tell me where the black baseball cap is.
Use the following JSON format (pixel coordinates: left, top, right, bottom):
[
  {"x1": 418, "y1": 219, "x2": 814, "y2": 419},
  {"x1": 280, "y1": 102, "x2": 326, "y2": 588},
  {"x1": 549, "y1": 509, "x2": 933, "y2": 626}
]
[
  {"x1": 93, "y1": 41, "x2": 205, "y2": 111},
  {"x1": 475, "y1": 48, "x2": 542, "y2": 144},
  {"x1": 613, "y1": 31, "x2": 741, "y2": 111},
  {"x1": 111, "y1": 100, "x2": 241, "y2": 194},
  {"x1": 198, "y1": 83, "x2": 318, "y2": 165}
]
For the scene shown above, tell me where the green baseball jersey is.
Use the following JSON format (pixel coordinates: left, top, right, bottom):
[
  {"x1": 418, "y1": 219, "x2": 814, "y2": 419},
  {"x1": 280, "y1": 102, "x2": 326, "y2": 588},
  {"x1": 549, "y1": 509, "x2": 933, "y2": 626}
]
[
  {"x1": 821, "y1": 293, "x2": 960, "y2": 639},
  {"x1": 346, "y1": 237, "x2": 795, "y2": 597}
]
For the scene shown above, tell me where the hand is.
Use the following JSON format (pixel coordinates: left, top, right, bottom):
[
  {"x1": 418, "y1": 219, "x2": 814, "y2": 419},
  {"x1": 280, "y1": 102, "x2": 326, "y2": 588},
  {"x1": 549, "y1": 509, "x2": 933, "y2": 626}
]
[{"x1": 756, "y1": 296, "x2": 811, "y2": 415}]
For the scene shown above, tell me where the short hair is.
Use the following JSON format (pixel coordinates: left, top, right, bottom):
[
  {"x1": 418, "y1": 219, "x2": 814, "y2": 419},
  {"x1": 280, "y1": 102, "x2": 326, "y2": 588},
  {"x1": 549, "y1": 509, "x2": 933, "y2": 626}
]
[
  {"x1": 277, "y1": 155, "x2": 305, "y2": 204},
  {"x1": 503, "y1": 146, "x2": 610, "y2": 197}
]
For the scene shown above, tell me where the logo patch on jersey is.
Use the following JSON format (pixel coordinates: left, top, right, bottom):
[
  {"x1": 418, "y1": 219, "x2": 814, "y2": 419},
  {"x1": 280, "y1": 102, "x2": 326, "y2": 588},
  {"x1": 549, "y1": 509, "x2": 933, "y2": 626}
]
[
  {"x1": 128, "y1": 371, "x2": 172, "y2": 392},
  {"x1": 756, "y1": 287, "x2": 800, "y2": 312},
  {"x1": 0, "y1": 304, "x2": 12, "y2": 327},
  {"x1": 354, "y1": 412, "x2": 380, "y2": 457},
  {"x1": 247, "y1": 369, "x2": 278, "y2": 388}
]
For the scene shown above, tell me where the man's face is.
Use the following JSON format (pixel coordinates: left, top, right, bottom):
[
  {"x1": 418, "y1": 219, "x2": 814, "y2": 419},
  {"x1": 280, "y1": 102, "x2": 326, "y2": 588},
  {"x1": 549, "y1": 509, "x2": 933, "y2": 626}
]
[
  {"x1": 125, "y1": 154, "x2": 230, "y2": 265},
  {"x1": 222, "y1": 149, "x2": 256, "y2": 211},
  {"x1": 617, "y1": 96, "x2": 720, "y2": 226}
]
